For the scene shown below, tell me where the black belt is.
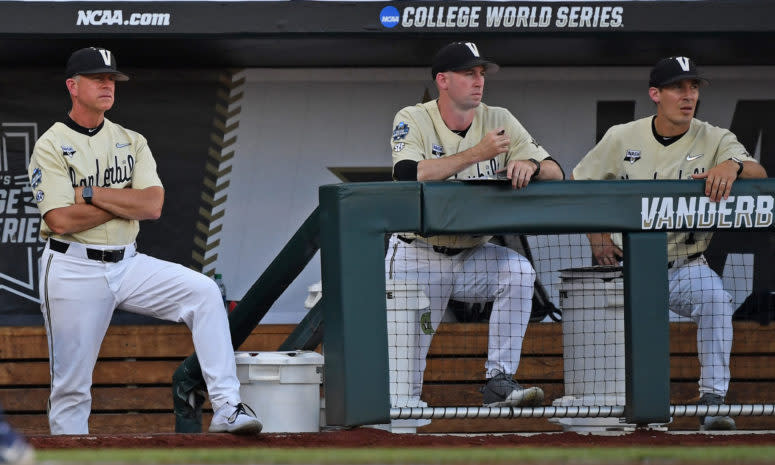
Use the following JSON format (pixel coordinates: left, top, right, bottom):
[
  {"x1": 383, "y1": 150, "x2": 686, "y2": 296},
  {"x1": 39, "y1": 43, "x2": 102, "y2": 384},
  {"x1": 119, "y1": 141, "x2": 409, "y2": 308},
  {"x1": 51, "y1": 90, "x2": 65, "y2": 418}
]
[
  {"x1": 668, "y1": 252, "x2": 703, "y2": 269},
  {"x1": 397, "y1": 235, "x2": 466, "y2": 257},
  {"x1": 49, "y1": 238, "x2": 126, "y2": 263}
]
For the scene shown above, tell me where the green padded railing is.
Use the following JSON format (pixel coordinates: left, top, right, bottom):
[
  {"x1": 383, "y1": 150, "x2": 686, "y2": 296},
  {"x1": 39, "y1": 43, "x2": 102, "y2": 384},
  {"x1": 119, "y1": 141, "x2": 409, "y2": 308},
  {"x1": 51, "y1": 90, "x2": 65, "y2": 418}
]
[
  {"x1": 173, "y1": 179, "x2": 773, "y2": 430},
  {"x1": 318, "y1": 179, "x2": 773, "y2": 426}
]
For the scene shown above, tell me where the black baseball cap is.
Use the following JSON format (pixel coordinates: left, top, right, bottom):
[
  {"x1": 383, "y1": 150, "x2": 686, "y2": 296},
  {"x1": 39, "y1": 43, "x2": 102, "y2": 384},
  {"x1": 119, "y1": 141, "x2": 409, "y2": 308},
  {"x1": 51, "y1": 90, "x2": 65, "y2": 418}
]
[
  {"x1": 649, "y1": 56, "x2": 707, "y2": 88},
  {"x1": 65, "y1": 47, "x2": 129, "y2": 81},
  {"x1": 431, "y1": 41, "x2": 499, "y2": 79}
]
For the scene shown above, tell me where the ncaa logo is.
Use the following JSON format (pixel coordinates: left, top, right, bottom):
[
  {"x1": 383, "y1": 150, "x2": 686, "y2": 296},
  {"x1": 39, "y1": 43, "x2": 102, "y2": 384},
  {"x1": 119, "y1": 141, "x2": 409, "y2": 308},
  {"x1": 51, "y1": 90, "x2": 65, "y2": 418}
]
[{"x1": 380, "y1": 6, "x2": 400, "y2": 28}]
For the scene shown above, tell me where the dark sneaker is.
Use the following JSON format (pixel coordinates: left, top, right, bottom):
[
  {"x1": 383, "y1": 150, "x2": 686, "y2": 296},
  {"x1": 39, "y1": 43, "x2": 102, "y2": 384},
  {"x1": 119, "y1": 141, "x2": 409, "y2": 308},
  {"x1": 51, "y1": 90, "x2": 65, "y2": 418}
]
[
  {"x1": 0, "y1": 423, "x2": 35, "y2": 465},
  {"x1": 480, "y1": 371, "x2": 544, "y2": 407},
  {"x1": 698, "y1": 393, "x2": 736, "y2": 431},
  {"x1": 209, "y1": 402, "x2": 263, "y2": 434}
]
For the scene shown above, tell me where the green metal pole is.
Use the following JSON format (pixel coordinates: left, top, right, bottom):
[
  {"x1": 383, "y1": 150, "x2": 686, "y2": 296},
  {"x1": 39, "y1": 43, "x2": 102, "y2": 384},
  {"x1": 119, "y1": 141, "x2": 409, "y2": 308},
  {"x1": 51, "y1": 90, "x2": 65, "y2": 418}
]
[
  {"x1": 278, "y1": 301, "x2": 323, "y2": 351},
  {"x1": 319, "y1": 182, "x2": 421, "y2": 426},
  {"x1": 623, "y1": 232, "x2": 670, "y2": 425}
]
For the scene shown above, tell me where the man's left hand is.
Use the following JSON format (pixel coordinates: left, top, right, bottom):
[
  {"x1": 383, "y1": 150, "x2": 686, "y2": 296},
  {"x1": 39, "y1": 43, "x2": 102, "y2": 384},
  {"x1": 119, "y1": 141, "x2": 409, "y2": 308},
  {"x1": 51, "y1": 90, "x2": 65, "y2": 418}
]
[
  {"x1": 692, "y1": 159, "x2": 739, "y2": 202},
  {"x1": 501, "y1": 159, "x2": 538, "y2": 190}
]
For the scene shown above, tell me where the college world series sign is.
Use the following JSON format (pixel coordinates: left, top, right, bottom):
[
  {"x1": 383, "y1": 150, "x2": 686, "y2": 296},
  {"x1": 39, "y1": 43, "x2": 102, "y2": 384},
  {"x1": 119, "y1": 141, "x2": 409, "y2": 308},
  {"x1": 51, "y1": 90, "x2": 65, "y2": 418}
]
[
  {"x1": 0, "y1": 122, "x2": 44, "y2": 313},
  {"x1": 378, "y1": 4, "x2": 624, "y2": 30}
]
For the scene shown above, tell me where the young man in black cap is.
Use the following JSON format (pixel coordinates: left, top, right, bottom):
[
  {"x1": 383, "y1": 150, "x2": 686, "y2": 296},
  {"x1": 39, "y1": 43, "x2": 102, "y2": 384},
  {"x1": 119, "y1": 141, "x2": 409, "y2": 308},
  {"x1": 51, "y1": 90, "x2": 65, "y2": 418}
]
[
  {"x1": 386, "y1": 41, "x2": 563, "y2": 408},
  {"x1": 27, "y1": 47, "x2": 262, "y2": 435},
  {"x1": 572, "y1": 56, "x2": 767, "y2": 430}
]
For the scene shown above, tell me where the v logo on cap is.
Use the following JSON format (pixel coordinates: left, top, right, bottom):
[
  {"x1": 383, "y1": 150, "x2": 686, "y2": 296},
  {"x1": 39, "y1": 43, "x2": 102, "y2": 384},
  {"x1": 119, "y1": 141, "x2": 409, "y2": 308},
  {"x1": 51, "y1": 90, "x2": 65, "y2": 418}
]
[
  {"x1": 675, "y1": 57, "x2": 690, "y2": 72},
  {"x1": 98, "y1": 49, "x2": 112, "y2": 66},
  {"x1": 464, "y1": 42, "x2": 480, "y2": 57}
]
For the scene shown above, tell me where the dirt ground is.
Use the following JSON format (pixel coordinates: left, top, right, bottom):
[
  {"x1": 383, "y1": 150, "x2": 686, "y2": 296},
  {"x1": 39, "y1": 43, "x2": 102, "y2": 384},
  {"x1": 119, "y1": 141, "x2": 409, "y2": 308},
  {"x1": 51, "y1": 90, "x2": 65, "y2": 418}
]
[{"x1": 26, "y1": 428, "x2": 775, "y2": 449}]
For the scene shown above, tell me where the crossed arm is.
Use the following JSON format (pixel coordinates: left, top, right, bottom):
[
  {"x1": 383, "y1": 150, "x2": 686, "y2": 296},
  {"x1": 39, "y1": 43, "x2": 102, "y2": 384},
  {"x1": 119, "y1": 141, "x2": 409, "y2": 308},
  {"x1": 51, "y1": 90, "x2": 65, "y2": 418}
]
[{"x1": 43, "y1": 186, "x2": 164, "y2": 236}]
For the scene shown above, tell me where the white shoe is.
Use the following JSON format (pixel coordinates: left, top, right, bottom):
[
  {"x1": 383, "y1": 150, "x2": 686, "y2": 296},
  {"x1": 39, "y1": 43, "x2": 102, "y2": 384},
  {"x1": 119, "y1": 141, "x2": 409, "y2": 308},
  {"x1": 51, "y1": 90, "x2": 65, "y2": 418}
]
[{"x1": 209, "y1": 403, "x2": 262, "y2": 434}]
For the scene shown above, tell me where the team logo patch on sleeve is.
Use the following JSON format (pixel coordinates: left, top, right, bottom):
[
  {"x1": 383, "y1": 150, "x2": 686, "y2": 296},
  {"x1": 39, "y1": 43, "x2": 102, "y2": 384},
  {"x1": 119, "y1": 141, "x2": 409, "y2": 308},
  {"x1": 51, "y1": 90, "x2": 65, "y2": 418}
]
[
  {"x1": 61, "y1": 145, "x2": 76, "y2": 158},
  {"x1": 431, "y1": 144, "x2": 445, "y2": 157},
  {"x1": 624, "y1": 149, "x2": 641, "y2": 164},
  {"x1": 35, "y1": 190, "x2": 45, "y2": 203},
  {"x1": 393, "y1": 142, "x2": 405, "y2": 152},
  {"x1": 30, "y1": 168, "x2": 42, "y2": 188},
  {"x1": 392, "y1": 122, "x2": 410, "y2": 141}
]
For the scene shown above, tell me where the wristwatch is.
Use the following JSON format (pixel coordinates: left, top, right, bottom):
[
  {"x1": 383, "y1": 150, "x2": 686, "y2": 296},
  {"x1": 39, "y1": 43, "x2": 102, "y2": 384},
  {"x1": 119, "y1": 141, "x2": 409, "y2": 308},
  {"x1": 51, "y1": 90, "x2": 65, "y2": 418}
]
[
  {"x1": 82, "y1": 186, "x2": 94, "y2": 205},
  {"x1": 729, "y1": 157, "x2": 745, "y2": 178},
  {"x1": 528, "y1": 158, "x2": 541, "y2": 178}
]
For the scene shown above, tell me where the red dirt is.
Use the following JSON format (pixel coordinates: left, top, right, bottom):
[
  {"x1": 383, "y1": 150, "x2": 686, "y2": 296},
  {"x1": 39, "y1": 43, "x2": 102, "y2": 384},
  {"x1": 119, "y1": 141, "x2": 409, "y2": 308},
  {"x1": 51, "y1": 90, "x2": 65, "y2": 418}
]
[{"x1": 27, "y1": 428, "x2": 775, "y2": 449}]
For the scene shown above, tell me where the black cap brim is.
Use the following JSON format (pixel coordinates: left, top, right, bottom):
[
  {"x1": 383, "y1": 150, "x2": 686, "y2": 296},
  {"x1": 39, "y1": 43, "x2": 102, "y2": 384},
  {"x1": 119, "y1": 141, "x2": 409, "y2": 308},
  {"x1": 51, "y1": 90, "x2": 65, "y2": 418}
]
[
  {"x1": 71, "y1": 68, "x2": 130, "y2": 81},
  {"x1": 447, "y1": 59, "x2": 500, "y2": 74},
  {"x1": 652, "y1": 74, "x2": 709, "y2": 88}
]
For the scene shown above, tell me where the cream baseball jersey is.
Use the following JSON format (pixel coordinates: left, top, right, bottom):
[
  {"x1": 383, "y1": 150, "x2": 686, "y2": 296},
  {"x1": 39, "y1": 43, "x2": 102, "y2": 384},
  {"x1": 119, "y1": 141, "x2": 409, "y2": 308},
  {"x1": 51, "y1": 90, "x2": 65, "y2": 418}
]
[
  {"x1": 28, "y1": 117, "x2": 163, "y2": 245},
  {"x1": 392, "y1": 100, "x2": 549, "y2": 179},
  {"x1": 573, "y1": 116, "x2": 757, "y2": 260},
  {"x1": 391, "y1": 100, "x2": 550, "y2": 248}
]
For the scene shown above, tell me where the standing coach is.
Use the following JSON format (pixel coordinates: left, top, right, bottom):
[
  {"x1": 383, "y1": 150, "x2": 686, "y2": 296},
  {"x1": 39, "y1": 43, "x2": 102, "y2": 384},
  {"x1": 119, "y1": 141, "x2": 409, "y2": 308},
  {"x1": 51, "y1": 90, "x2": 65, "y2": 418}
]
[{"x1": 27, "y1": 47, "x2": 262, "y2": 435}]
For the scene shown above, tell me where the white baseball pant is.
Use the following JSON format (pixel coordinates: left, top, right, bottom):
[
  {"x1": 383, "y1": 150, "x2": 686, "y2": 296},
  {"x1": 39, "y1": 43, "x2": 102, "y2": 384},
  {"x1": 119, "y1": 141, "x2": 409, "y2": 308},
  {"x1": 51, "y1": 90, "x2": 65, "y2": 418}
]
[
  {"x1": 385, "y1": 235, "x2": 536, "y2": 398},
  {"x1": 668, "y1": 255, "x2": 734, "y2": 397},
  {"x1": 39, "y1": 239, "x2": 242, "y2": 435}
]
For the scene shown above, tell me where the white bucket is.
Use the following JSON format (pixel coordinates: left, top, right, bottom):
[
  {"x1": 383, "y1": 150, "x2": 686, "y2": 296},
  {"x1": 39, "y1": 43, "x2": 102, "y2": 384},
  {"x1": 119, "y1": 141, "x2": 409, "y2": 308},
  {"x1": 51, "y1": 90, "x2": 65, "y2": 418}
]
[
  {"x1": 235, "y1": 350, "x2": 324, "y2": 433},
  {"x1": 550, "y1": 266, "x2": 630, "y2": 431},
  {"x1": 550, "y1": 267, "x2": 669, "y2": 432},
  {"x1": 306, "y1": 280, "x2": 431, "y2": 433}
]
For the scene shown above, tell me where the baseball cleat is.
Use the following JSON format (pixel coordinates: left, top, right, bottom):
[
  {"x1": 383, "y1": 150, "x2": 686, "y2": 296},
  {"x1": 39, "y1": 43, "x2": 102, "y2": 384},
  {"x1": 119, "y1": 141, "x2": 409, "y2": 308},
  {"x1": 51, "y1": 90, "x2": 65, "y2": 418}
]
[
  {"x1": 481, "y1": 371, "x2": 544, "y2": 407},
  {"x1": 698, "y1": 393, "x2": 736, "y2": 431},
  {"x1": 209, "y1": 402, "x2": 263, "y2": 434}
]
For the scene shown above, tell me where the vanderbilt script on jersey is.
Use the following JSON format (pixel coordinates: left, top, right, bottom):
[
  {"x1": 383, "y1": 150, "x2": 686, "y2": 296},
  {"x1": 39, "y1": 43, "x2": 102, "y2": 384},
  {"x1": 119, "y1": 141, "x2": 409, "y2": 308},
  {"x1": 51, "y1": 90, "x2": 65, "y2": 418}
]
[{"x1": 69, "y1": 154, "x2": 134, "y2": 187}]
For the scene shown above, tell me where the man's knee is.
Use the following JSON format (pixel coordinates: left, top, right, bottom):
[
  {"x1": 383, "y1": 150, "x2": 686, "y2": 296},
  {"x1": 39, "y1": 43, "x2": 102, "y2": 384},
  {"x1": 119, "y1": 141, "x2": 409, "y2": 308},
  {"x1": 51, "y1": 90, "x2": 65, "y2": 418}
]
[
  {"x1": 509, "y1": 254, "x2": 536, "y2": 285},
  {"x1": 183, "y1": 271, "x2": 223, "y2": 308},
  {"x1": 695, "y1": 289, "x2": 734, "y2": 317}
]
